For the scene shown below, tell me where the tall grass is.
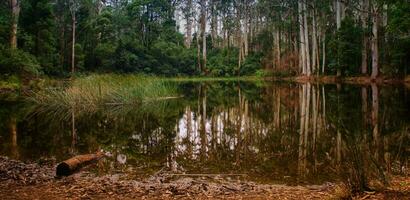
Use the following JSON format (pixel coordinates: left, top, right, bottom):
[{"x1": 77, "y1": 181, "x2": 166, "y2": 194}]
[{"x1": 28, "y1": 74, "x2": 178, "y2": 114}]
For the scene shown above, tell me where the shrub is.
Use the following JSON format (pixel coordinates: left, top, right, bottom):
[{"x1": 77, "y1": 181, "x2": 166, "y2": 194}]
[{"x1": 0, "y1": 44, "x2": 41, "y2": 76}]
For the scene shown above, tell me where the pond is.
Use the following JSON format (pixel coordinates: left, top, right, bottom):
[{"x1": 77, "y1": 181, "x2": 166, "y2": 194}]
[{"x1": 0, "y1": 81, "x2": 409, "y2": 185}]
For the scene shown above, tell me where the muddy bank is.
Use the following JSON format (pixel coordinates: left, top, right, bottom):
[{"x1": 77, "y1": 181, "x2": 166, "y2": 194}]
[{"x1": 1, "y1": 156, "x2": 409, "y2": 199}]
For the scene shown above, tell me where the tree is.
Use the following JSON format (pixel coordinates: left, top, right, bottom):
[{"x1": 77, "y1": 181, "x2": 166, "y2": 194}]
[
  {"x1": 183, "y1": 0, "x2": 193, "y2": 48},
  {"x1": 68, "y1": 0, "x2": 79, "y2": 75},
  {"x1": 9, "y1": 0, "x2": 20, "y2": 49},
  {"x1": 371, "y1": 2, "x2": 379, "y2": 79}
]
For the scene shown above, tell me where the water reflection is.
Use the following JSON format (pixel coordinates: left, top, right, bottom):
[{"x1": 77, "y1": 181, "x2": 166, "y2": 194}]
[{"x1": 0, "y1": 82, "x2": 408, "y2": 184}]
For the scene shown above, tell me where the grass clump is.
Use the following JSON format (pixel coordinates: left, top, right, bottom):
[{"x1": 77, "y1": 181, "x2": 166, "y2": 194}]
[
  {"x1": 28, "y1": 74, "x2": 178, "y2": 113},
  {"x1": 0, "y1": 75, "x2": 21, "y2": 91}
]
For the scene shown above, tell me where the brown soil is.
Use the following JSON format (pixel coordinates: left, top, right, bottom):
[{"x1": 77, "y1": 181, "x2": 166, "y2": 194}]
[{"x1": 1, "y1": 156, "x2": 409, "y2": 200}]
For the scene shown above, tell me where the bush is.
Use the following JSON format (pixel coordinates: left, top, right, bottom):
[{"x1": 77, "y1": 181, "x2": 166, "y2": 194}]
[{"x1": 0, "y1": 44, "x2": 41, "y2": 76}]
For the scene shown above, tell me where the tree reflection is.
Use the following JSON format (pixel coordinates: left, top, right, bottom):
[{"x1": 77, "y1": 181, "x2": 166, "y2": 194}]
[{"x1": 0, "y1": 81, "x2": 408, "y2": 185}]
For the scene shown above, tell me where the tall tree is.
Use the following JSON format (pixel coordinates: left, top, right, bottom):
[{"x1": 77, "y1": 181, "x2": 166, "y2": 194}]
[
  {"x1": 9, "y1": 0, "x2": 20, "y2": 49},
  {"x1": 371, "y1": 2, "x2": 379, "y2": 79},
  {"x1": 199, "y1": 0, "x2": 207, "y2": 73},
  {"x1": 69, "y1": 0, "x2": 79, "y2": 75},
  {"x1": 184, "y1": 0, "x2": 193, "y2": 48},
  {"x1": 361, "y1": 0, "x2": 369, "y2": 75}
]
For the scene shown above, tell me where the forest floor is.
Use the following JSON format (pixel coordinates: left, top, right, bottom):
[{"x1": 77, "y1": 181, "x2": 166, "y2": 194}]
[{"x1": 1, "y1": 156, "x2": 409, "y2": 200}]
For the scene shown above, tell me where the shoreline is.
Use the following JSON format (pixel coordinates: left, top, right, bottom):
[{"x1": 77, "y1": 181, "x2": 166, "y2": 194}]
[
  {"x1": 265, "y1": 75, "x2": 410, "y2": 86},
  {"x1": 1, "y1": 156, "x2": 409, "y2": 199},
  {"x1": 0, "y1": 75, "x2": 409, "y2": 94}
]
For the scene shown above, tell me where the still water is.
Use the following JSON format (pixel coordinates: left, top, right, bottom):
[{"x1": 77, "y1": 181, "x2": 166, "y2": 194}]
[{"x1": 0, "y1": 81, "x2": 409, "y2": 184}]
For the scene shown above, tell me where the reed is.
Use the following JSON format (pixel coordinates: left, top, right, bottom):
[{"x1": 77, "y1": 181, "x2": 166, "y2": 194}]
[{"x1": 28, "y1": 74, "x2": 178, "y2": 113}]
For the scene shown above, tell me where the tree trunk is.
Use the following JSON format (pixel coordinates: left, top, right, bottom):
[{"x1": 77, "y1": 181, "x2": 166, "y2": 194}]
[
  {"x1": 56, "y1": 152, "x2": 105, "y2": 176},
  {"x1": 200, "y1": 0, "x2": 207, "y2": 73},
  {"x1": 371, "y1": 5, "x2": 379, "y2": 79},
  {"x1": 210, "y1": 0, "x2": 217, "y2": 47},
  {"x1": 244, "y1": 6, "x2": 249, "y2": 57},
  {"x1": 336, "y1": 0, "x2": 342, "y2": 77},
  {"x1": 275, "y1": 27, "x2": 281, "y2": 69},
  {"x1": 303, "y1": 2, "x2": 311, "y2": 76},
  {"x1": 71, "y1": 15, "x2": 76, "y2": 75},
  {"x1": 322, "y1": 32, "x2": 326, "y2": 74},
  {"x1": 312, "y1": 11, "x2": 318, "y2": 74},
  {"x1": 361, "y1": 0, "x2": 369, "y2": 74},
  {"x1": 10, "y1": 0, "x2": 20, "y2": 49},
  {"x1": 185, "y1": 0, "x2": 193, "y2": 48},
  {"x1": 298, "y1": 0, "x2": 306, "y2": 75}
]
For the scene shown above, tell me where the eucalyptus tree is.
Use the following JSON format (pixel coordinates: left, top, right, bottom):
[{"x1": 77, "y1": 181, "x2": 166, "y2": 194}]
[
  {"x1": 68, "y1": 0, "x2": 79, "y2": 74},
  {"x1": 9, "y1": 0, "x2": 20, "y2": 49}
]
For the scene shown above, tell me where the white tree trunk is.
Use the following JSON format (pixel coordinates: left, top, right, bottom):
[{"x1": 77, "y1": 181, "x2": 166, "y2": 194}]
[
  {"x1": 361, "y1": 0, "x2": 369, "y2": 74},
  {"x1": 312, "y1": 12, "x2": 318, "y2": 74},
  {"x1": 303, "y1": 2, "x2": 311, "y2": 76},
  {"x1": 185, "y1": 0, "x2": 193, "y2": 48},
  {"x1": 371, "y1": 5, "x2": 379, "y2": 79},
  {"x1": 298, "y1": 0, "x2": 306, "y2": 75}
]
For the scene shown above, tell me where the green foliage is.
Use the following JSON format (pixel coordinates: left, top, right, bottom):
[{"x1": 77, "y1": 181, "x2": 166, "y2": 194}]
[
  {"x1": 386, "y1": 2, "x2": 410, "y2": 75},
  {"x1": 0, "y1": 0, "x2": 409, "y2": 79},
  {"x1": 240, "y1": 52, "x2": 263, "y2": 75},
  {"x1": 328, "y1": 17, "x2": 362, "y2": 76},
  {"x1": 0, "y1": 44, "x2": 41, "y2": 76},
  {"x1": 207, "y1": 48, "x2": 239, "y2": 76},
  {"x1": 20, "y1": 0, "x2": 59, "y2": 75},
  {"x1": 0, "y1": 75, "x2": 21, "y2": 90}
]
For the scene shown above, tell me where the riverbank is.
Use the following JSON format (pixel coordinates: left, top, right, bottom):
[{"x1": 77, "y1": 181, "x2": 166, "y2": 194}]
[
  {"x1": 266, "y1": 75, "x2": 410, "y2": 86},
  {"x1": 1, "y1": 75, "x2": 410, "y2": 94},
  {"x1": 1, "y1": 156, "x2": 409, "y2": 199}
]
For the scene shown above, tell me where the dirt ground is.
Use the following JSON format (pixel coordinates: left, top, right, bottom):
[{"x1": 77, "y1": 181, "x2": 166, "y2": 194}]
[{"x1": 1, "y1": 156, "x2": 409, "y2": 200}]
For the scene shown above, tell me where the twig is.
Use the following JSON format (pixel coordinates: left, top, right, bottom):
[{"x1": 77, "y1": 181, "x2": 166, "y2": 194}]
[{"x1": 167, "y1": 174, "x2": 247, "y2": 177}]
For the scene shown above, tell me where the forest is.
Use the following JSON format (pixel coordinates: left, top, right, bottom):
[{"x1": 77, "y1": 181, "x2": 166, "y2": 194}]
[
  {"x1": 0, "y1": 1, "x2": 410, "y2": 199},
  {"x1": 0, "y1": 0, "x2": 409, "y2": 85}
]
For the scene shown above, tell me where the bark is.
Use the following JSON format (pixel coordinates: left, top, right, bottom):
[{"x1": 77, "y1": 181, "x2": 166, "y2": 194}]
[
  {"x1": 303, "y1": 2, "x2": 311, "y2": 76},
  {"x1": 336, "y1": 0, "x2": 342, "y2": 77},
  {"x1": 371, "y1": 5, "x2": 379, "y2": 79},
  {"x1": 71, "y1": 15, "x2": 76, "y2": 75},
  {"x1": 10, "y1": 0, "x2": 20, "y2": 49},
  {"x1": 185, "y1": 0, "x2": 193, "y2": 48},
  {"x1": 275, "y1": 27, "x2": 281, "y2": 69},
  {"x1": 210, "y1": 0, "x2": 217, "y2": 47},
  {"x1": 200, "y1": 0, "x2": 207, "y2": 73},
  {"x1": 361, "y1": 0, "x2": 369, "y2": 74},
  {"x1": 322, "y1": 32, "x2": 326, "y2": 74},
  {"x1": 56, "y1": 152, "x2": 105, "y2": 176},
  {"x1": 298, "y1": 0, "x2": 306, "y2": 74},
  {"x1": 312, "y1": 11, "x2": 318, "y2": 74},
  {"x1": 69, "y1": 0, "x2": 78, "y2": 75},
  {"x1": 244, "y1": 5, "x2": 249, "y2": 57},
  {"x1": 197, "y1": 20, "x2": 202, "y2": 71}
]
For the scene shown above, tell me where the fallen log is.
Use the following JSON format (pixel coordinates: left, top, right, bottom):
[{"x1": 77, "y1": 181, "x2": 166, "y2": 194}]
[{"x1": 56, "y1": 152, "x2": 105, "y2": 176}]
